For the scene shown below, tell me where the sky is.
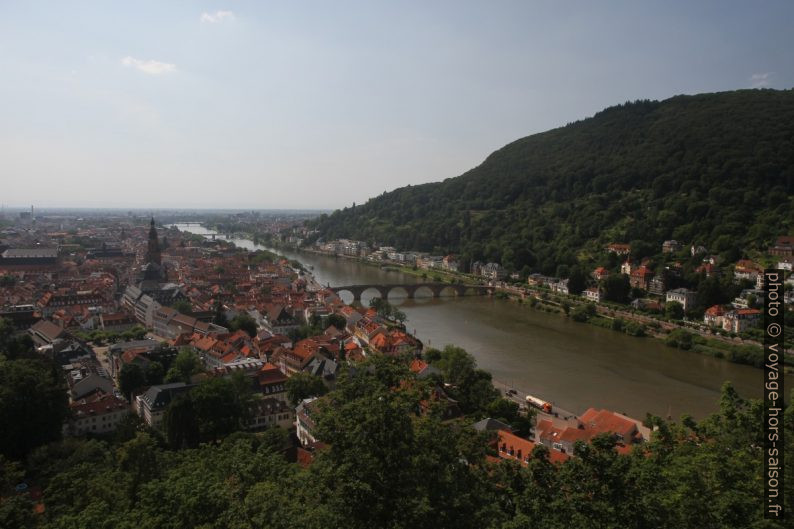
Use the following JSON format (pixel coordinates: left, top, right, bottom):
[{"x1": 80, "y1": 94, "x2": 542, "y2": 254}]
[{"x1": 1, "y1": 1, "x2": 792, "y2": 210}]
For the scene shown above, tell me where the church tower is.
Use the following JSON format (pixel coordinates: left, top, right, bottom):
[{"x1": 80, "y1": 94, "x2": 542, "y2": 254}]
[{"x1": 146, "y1": 217, "x2": 162, "y2": 266}]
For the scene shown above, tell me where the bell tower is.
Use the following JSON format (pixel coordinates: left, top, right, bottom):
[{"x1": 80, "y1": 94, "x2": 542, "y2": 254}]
[{"x1": 146, "y1": 217, "x2": 161, "y2": 266}]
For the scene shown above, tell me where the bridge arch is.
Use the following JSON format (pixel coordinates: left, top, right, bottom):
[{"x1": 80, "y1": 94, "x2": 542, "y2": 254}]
[
  {"x1": 411, "y1": 285, "x2": 437, "y2": 299},
  {"x1": 385, "y1": 285, "x2": 411, "y2": 300},
  {"x1": 332, "y1": 287, "x2": 359, "y2": 304},
  {"x1": 359, "y1": 286, "x2": 388, "y2": 304},
  {"x1": 436, "y1": 285, "x2": 463, "y2": 297}
]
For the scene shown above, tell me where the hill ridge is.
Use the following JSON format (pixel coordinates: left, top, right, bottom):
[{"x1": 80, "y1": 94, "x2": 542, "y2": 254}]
[{"x1": 310, "y1": 89, "x2": 794, "y2": 274}]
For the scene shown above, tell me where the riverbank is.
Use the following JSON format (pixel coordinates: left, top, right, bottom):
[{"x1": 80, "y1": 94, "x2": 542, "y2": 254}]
[
  {"x1": 493, "y1": 285, "x2": 792, "y2": 372},
  {"x1": 209, "y1": 229, "x2": 786, "y2": 372}
]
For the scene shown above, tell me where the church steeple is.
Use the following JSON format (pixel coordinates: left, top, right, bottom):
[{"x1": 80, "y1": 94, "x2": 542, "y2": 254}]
[{"x1": 146, "y1": 217, "x2": 161, "y2": 266}]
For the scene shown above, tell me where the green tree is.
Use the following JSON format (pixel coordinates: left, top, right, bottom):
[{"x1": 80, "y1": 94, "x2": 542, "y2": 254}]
[
  {"x1": 119, "y1": 363, "x2": 146, "y2": 401},
  {"x1": 310, "y1": 369, "x2": 495, "y2": 529},
  {"x1": 368, "y1": 297, "x2": 406, "y2": 324},
  {"x1": 602, "y1": 274, "x2": 631, "y2": 303},
  {"x1": 212, "y1": 300, "x2": 228, "y2": 327},
  {"x1": 434, "y1": 345, "x2": 476, "y2": 386},
  {"x1": 0, "y1": 317, "x2": 35, "y2": 360},
  {"x1": 286, "y1": 372, "x2": 328, "y2": 406},
  {"x1": 190, "y1": 378, "x2": 246, "y2": 443},
  {"x1": 164, "y1": 393, "x2": 199, "y2": 449},
  {"x1": 0, "y1": 455, "x2": 34, "y2": 528},
  {"x1": 117, "y1": 432, "x2": 159, "y2": 506},
  {"x1": 170, "y1": 298, "x2": 193, "y2": 314},
  {"x1": 424, "y1": 347, "x2": 442, "y2": 364},
  {"x1": 0, "y1": 358, "x2": 69, "y2": 459},
  {"x1": 665, "y1": 301, "x2": 684, "y2": 320},
  {"x1": 571, "y1": 304, "x2": 592, "y2": 322},
  {"x1": 165, "y1": 347, "x2": 203, "y2": 384},
  {"x1": 327, "y1": 313, "x2": 347, "y2": 330},
  {"x1": 486, "y1": 397, "x2": 519, "y2": 422},
  {"x1": 229, "y1": 312, "x2": 258, "y2": 338},
  {"x1": 143, "y1": 360, "x2": 165, "y2": 386},
  {"x1": 665, "y1": 328, "x2": 694, "y2": 350}
]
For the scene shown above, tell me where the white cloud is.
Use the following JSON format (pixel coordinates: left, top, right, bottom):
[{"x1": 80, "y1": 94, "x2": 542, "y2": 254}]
[
  {"x1": 750, "y1": 72, "x2": 773, "y2": 88},
  {"x1": 201, "y1": 10, "x2": 235, "y2": 23},
  {"x1": 121, "y1": 56, "x2": 176, "y2": 75}
]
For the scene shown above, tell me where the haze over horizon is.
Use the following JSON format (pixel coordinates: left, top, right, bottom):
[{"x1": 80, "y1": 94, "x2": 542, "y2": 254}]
[{"x1": 2, "y1": 1, "x2": 793, "y2": 210}]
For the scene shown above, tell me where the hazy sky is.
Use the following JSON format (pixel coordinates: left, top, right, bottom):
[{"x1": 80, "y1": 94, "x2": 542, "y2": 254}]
[{"x1": 1, "y1": 1, "x2": 792, "y2": 210}]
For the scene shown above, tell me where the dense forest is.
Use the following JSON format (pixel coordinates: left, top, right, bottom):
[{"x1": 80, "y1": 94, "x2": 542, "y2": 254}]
[
  {"x1": 1, "y1": 348, "x2": 792, "y2": 529},
  {"x1": 309, "y1": 89, "x2": 794, "y2": 274}
]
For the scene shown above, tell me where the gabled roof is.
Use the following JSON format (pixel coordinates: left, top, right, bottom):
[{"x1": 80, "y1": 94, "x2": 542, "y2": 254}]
[
  {"x1": 471, "y1": 418, "x2": 512, "y2": 432},
  {"x1": 579, "y1": 408, "x2": 638, "y2": 439},
  {"x1": 29, "y1": 319, "x2": 66, "y2": 343},
  {"x1": 303, "y1": 357, "x2": 339, "y2": 380}
]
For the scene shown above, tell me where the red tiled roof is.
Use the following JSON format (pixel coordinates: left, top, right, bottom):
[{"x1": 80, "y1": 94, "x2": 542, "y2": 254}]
[
  {"x1": 705, "y1": 305, "x2": 725, "y2": 316},
  {"x1": 292, "y1": 339, "x2": 320, "y2": 360},
  {"x1": 409, "y1": 358, "x2": 429, "y2": 374},
  {"x1": 497, "y1": 430, "x2": 570, "y2": 465},
  {"x1": 580, "y1": 408, "x2": 638, "y2": 440}
]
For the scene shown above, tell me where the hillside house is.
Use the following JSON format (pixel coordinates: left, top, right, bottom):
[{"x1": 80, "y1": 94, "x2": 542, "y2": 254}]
[
  {"x1": 703, "y1": 305, "x2": 727, "y2": 327},
  {"x1": 582, "y1": 287, "x2": 601, "y2": 303},
  {"x1": 605, "y1": 243, "x2": 631, "y2": 256},
  {"x1": 629, "y1": 266, "x2": 654, "y2": 291},
  {"x1": 723, "y1": 308, "x2": 761, "y2": 333},
  {"x1": 665, "y1": 288, "x2": 697, "y2": 311}
]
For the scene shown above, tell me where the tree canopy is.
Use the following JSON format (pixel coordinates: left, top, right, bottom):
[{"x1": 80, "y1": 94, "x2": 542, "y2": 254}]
[{"x1": 0, "y1": 358, "x2": 69, "y2": 459}]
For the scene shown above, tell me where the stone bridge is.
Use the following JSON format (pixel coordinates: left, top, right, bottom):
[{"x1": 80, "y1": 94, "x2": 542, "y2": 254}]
[{"x1": 330, "y1": 282, "x2": 494, "y2": 303}]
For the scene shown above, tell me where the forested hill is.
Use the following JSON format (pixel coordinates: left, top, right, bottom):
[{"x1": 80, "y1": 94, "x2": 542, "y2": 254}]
[{"x1": 309, "y1": 89, "x2": 794, "y2": 274}]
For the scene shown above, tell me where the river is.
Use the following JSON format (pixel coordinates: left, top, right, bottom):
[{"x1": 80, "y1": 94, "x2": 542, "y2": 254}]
[{"x1": 171, "y1": 223, "x2": 781, "y2": 420}]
